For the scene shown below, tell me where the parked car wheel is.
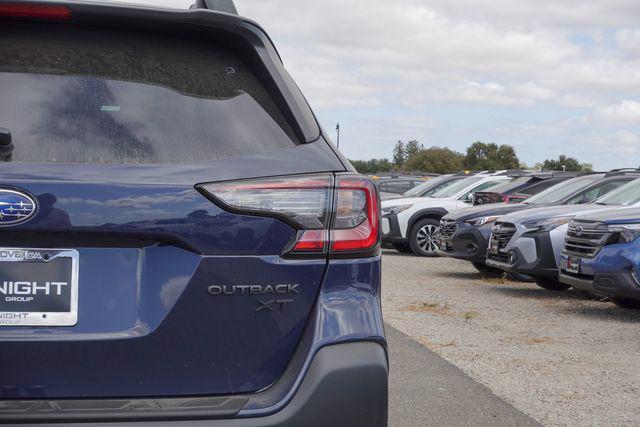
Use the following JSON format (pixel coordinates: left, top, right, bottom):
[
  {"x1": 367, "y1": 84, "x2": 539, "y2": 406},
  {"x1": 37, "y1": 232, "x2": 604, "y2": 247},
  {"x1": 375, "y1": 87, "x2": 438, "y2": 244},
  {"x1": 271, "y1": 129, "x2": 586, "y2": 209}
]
[
  {"x1": 533, "y1": 277, "x2": 571, "y2": 291},
  {"x1": 392, "y1": 243, "x2": 413, "y2": 253},
  {"x1": 472, "y1": 262, "x2": 504, "y2": 278},
  {"x1": 612, "y1": 298, "x2": 640, "y2": 309},
  {"x1": 409, "y1": 218, "x2": 440, "y2": 257}
]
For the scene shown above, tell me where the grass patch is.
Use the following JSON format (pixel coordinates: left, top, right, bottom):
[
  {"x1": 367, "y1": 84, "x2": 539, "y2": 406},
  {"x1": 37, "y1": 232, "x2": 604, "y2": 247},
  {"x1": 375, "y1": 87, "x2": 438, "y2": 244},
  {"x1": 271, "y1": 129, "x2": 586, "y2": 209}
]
[
  {"x1": 403, "y1": 301, "x2": 481, "y2": 322},
  {"x1": 505, "y1": 335, "x2": 555, "y2": 345},
  {"x1": 403, "y1": 300, "x2": 454, "y2": 317},
  {"x1": 462, "y1": 310, "x2": 479, "y2": 321}
]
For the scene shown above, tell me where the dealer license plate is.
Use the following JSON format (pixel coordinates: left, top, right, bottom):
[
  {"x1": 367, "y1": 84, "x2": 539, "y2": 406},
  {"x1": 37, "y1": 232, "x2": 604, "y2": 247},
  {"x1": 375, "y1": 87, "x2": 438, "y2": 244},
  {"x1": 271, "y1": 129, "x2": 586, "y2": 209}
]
[{"x1": 0, "y1": 248, "x2": 79, "y2": 326}]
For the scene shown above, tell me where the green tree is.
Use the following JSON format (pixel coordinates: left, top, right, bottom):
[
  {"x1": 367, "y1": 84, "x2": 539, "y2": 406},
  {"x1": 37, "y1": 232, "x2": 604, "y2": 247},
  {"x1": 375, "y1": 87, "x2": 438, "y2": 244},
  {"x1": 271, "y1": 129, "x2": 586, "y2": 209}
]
[
  {"x1": 541, "y1": 155, "x2": 593, "y2": 172},
  {"x1": 464, "y1": 141, "x2": 520, "y2": 170},
  {"x1": 405, "y1": 139, "x2": 423, "y2": 161},
  {"x1": 349, "y1": 158, "x2": 393, "y2": 174},
  {"x1": 392, "y1": 140, "x2": 407, "y2": 166},
  {"x1": 404, "y1": 147, "x2": 465, "y2": 174}
]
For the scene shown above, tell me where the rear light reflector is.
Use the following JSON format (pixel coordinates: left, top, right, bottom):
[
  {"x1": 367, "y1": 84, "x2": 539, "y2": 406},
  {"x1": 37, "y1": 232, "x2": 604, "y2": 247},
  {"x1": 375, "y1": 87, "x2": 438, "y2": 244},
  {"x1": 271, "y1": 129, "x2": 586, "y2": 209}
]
[
  {"x1": 199, "y1": 173, "x2": 380, "y2": 258},
  {"x1": 292, "y1": 230, "x2": 327, "y2": 252},
  {"x1": 0, "y1": 3, "x2": 72, "y2": 20}
]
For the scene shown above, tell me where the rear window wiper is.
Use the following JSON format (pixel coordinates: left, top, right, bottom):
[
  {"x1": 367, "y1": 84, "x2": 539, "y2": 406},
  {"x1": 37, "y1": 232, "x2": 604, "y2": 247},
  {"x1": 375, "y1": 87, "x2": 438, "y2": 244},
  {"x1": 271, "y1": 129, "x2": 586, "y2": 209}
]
[{"x1": 0, "y1": 127, "x2": 13, "y2": 162}]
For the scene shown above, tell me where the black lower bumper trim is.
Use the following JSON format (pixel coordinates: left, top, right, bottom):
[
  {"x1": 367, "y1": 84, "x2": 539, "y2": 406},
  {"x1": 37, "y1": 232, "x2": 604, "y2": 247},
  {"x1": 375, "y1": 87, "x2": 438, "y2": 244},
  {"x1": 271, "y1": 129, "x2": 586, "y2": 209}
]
[
  {"x1": 558, "y1": 272, "x2": 608, "y2": 297},
  {"x1": 486, "y1": 230, "x2": 557, "y2": 278},
  {"x1": 593, "y1": 272, "x2": 640, "y2": 300},
  {"x1": 3, "y1": 342, "x2": 389, "y2": 426},
  {"x1": 560, "y1": 271, "x2": 640, "y2": 300}
]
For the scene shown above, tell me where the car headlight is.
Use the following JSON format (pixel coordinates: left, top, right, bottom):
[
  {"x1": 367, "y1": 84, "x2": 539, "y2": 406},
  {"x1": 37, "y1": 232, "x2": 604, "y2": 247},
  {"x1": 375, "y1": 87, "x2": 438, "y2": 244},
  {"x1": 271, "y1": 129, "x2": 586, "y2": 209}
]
[
  {"x1": 465, "y1": 215, "x2": 500, "y2": 226},
  {"x1": 608, "y1": 223, "x2": 640, "y2": 243},
  {"x1": 524, "y1": 217, "x2": 572, "y2": 232},
  {"x1": 382, "y1": 204, "x2": 413, "y2": 215}
]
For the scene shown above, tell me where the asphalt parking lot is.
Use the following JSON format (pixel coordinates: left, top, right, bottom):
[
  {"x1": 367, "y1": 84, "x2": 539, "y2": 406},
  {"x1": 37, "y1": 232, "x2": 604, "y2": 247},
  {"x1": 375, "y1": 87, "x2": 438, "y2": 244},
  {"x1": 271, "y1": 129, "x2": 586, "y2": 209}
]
[
  {"x1": 383, "y1": 250, "x2": 640, "y2": 426},
  {"x1": 387, "y1": 325, "x2": 538, "y2": 426}
]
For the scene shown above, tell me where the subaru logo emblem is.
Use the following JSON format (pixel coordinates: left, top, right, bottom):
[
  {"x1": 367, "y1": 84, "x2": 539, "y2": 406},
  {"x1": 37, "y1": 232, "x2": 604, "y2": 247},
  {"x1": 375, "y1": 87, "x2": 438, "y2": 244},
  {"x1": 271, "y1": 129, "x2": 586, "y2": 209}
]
[
  {"x1": 0, "y1": 189, "x2": 37, "y2": 226},
  {"x1": 575, "y1": 225, "x2": 584, "y2": 237}
]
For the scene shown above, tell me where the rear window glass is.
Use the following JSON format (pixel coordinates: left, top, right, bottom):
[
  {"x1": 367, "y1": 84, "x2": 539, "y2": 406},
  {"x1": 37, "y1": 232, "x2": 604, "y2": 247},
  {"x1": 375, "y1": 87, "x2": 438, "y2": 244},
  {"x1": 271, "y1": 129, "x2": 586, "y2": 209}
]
[
  {"x1": 430, "y1": 176, "x2": 483, "y2": 198},
  {"x1": 480, "y1": 176, "x2": 529, "y2": 194},
  {"x1": 597, "y1": 179, "x2": 640, "y2": 206},
  {"x1": 517, "y1": 178, "x2": 560, "y2": 195},
  {"x1": 526, "y1": 175, "x2": 603, "y2": 204},
  {"x1": 420, "y1": 178, "x2": 463, "y2": 197},
  {"x1": 0, "y1": 24, "x2": 298, "y2": 164}
]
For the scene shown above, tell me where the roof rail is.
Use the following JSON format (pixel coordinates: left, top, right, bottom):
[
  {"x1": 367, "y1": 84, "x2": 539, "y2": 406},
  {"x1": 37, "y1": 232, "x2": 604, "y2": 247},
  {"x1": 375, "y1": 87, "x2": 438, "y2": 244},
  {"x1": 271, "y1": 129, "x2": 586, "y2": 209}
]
[
  {"x1": 190, "y1": 0, "x2": 238, "y2": 14},
  {"x1": 608, "y1": 167, "x2": 640, "y2": 173},
  {"x1": 604, "y1": 169, "x2": 640, "y2": 177}
]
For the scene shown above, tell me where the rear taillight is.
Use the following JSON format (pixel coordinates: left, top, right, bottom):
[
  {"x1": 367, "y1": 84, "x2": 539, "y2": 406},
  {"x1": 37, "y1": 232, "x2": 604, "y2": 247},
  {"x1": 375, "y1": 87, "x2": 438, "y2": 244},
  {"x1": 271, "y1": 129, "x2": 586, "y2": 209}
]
[
  {"x1": 0, "y1": 3, "x2": 72, "y2": 20},
  {"x1": 330, "y1": 176, "x2": 379, "y2": 254},
  {"x1": 199, "y1": 174, "x2": 380, "y2": 258}
]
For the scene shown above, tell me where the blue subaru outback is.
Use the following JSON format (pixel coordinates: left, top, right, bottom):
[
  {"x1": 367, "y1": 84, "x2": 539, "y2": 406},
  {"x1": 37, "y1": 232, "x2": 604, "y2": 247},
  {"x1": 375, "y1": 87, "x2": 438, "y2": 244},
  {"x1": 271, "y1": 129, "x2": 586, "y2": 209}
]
[
  {"x1": 559, "y1": 206, "x2": 640, "y2": 309},
  {"x1": 0, "y1": 1, "x2": 387, "y2": 425}
]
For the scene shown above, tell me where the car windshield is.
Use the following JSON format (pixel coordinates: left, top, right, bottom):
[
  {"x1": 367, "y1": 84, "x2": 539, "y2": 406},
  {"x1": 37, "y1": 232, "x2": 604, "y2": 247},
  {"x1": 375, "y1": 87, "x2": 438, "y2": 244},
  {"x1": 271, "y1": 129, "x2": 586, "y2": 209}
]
[
  {"x1": 429, "y1": 176, "x2": 483, "y2": 198},
  {"x1": 481, "y1": 176, "x2": 530, "y2": 193},
  {"x1": 403, "y1": 176, "x2": 447, "y2": 197},
  {"x1": 597, "y1": 179, "x2": 640, "y2": 206},
  {"x1": 525, "y1": 175, "x2": 602, "y2": 204}
]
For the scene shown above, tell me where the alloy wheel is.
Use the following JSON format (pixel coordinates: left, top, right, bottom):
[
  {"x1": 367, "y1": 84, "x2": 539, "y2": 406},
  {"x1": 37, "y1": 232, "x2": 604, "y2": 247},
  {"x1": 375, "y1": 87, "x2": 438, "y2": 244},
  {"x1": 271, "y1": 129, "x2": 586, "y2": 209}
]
[{"x1": 416, "y1": 224, "x2": 439, "y2": 254}]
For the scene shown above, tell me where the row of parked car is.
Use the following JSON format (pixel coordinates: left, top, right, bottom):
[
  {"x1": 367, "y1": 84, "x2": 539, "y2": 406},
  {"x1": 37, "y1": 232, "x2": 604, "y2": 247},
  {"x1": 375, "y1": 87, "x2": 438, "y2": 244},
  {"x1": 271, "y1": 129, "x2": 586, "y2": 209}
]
[{"x1": 381, "y1": 169, "x2": 640, "y2": 308}]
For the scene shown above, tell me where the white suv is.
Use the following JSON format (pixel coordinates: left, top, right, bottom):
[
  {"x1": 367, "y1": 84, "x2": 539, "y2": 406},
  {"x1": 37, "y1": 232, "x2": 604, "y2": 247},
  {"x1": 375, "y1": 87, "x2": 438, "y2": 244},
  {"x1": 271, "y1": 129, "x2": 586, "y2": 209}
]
[{"x1": 381, "y1": 174, "x2": 513, "y2": 256}]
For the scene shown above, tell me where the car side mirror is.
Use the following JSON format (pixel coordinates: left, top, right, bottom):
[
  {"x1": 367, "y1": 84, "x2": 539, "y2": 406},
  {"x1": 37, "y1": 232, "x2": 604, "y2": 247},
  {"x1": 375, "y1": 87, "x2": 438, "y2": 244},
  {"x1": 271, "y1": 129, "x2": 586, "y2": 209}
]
[
  {"x1": 464, "y1": 193, "x2": 473, "y2": 203},
  {"x1": 576, "y1": 197, "x2": 593, "y2": 204}
]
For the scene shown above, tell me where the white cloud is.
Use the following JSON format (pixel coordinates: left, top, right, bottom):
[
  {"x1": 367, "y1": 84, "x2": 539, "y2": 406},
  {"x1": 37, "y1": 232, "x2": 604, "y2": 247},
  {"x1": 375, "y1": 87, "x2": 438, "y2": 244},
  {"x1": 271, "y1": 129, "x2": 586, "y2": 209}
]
[
  {"x1": 592, "y1": 100, "x2": 640, "y2": 126},
  {"x1": 429, "y1": 81, "x2": 533, "y2": 107},
  {"x1": 586, "y1": 130, "x2": 640, "y2": 159},
  {"x1": 616, "y1": 29, "x2": 640, "y2": 54},
  {"x1": 615, "y1": 129, "x2": 640, "y2": 146},
  {"x1": 558, "y1": 93, "x2": 600, "y2": 109}
]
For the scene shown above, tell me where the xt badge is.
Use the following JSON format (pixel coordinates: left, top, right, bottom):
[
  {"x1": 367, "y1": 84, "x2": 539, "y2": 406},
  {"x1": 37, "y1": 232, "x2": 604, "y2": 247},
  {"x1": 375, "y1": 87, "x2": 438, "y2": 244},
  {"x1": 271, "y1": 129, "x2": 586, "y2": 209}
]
[
  {"x1": 207, "y1": 284, "x2": 299, "y2": 312},
  {"x1": 256, "y1": 299, "x2": 293, "y2": 312}
]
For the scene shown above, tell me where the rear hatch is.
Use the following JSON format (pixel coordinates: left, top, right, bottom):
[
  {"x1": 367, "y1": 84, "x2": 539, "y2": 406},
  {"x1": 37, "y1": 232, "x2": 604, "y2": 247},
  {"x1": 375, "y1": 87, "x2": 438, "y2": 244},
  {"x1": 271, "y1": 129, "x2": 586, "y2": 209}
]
[{"x1": 0, "y1": 14, "x2": 346, "y2": 399}]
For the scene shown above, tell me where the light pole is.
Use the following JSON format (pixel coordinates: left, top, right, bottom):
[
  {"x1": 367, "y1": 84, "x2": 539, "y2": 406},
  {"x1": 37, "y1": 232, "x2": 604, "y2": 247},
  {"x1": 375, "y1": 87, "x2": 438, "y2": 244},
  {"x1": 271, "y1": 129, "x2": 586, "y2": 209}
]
[{"x1": 335, "y1": 122, "x2": 340, "y2": 150}]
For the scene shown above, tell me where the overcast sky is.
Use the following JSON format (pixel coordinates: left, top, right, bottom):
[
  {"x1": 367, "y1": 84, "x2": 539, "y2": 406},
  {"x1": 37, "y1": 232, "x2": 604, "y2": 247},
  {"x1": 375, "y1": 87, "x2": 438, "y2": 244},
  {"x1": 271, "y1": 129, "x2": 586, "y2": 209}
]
[{"x1": 133, "y1": 0, "x2": 639, "y2": 169}]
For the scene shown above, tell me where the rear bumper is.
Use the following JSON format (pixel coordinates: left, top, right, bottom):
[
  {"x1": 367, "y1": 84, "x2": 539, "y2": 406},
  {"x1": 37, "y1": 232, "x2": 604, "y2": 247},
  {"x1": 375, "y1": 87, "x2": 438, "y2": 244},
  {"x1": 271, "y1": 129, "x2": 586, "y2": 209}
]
[{"x1": 2, "y1": 341, "x2": 388, "y2": 427}]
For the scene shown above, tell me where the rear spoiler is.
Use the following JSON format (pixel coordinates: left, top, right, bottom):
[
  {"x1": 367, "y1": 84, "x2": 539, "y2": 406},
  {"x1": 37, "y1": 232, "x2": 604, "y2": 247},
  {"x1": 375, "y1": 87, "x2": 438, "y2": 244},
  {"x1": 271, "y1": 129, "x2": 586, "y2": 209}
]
[{"x1": 190, "y1": 0, "x2": 237, "y2": 15}]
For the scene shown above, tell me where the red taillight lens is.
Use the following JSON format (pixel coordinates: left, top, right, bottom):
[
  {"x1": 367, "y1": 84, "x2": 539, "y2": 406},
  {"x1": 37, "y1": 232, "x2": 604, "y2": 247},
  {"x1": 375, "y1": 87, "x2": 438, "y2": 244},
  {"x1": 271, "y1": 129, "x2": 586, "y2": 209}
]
[
  {"x1": 330, "y1": 176, "x2": 380, "y2": 254},
  {"x1": 199, "y1": 173, "x2": 380, "y2": 258},
  {"x1": 0, "y1": 3, "x2": 72, "y2": 20},
  {"x1": 292, "y1": 230, "x2": 327, "y2": 252}
]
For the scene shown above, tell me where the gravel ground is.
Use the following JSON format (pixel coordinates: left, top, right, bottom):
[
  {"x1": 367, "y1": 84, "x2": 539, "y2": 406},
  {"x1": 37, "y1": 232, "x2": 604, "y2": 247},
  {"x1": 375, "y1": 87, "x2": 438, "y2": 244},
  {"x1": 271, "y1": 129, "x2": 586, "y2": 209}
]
[{"x1": 382, "y1": 250, "x2": 640, "y2": 426}]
